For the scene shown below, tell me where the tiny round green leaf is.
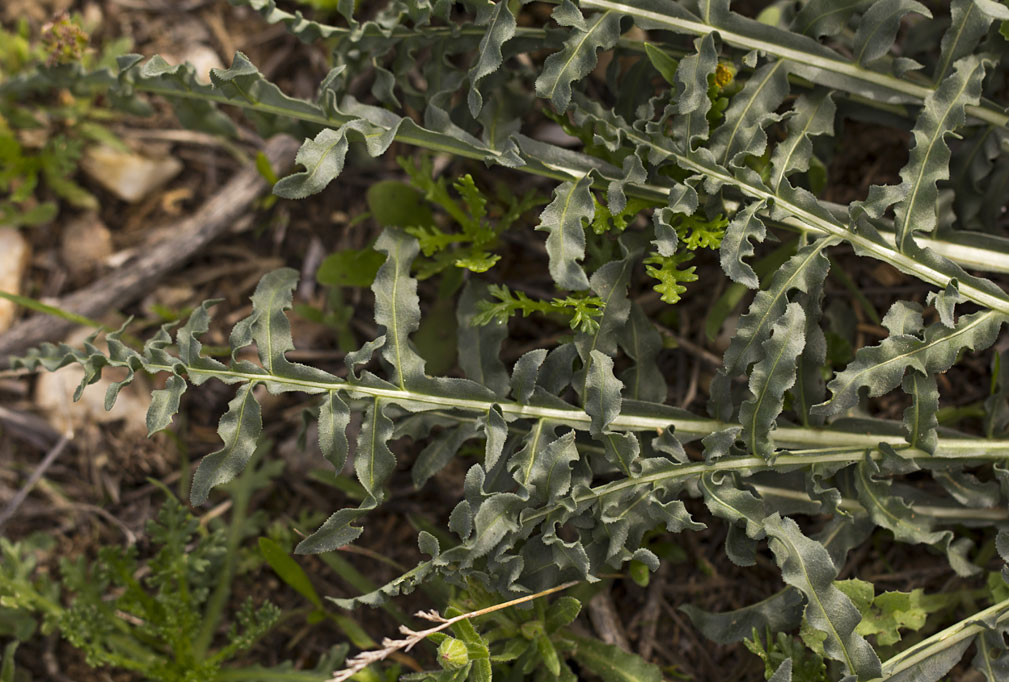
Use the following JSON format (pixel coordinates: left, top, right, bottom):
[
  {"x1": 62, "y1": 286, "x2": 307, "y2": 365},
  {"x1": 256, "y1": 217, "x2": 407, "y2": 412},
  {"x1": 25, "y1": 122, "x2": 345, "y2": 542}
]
[{"x1": 438, "y1": 637, "x2": 469, "y2": 670}]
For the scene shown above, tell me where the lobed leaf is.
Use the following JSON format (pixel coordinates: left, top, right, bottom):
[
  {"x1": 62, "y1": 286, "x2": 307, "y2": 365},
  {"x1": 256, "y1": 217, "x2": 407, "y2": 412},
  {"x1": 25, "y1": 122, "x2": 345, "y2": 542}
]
[
  {"x1": 738, "y1": 303, "x2": 807, "y2": 460},
  {"x1": 851, "y1": 0, "x2": 931, "y2": 68},
  {"x1": 355, "y1": 399, "x2": 396, "y2": 504},
  {"x1": 510, "y1": 349, "x2": 549, "y2": 405},
  {"x1": 813, "y1": 309, "x2": 1006, "y2": 419},
  {"x1": 237, "y1": 268, "x2": 338, "y2": 385},
  {"x1": 763, "y1": 514, "x2": 881, "y2": 679},
  {"x1": 792, "y1": 289, "x2": 829, "y2": 427},
  {"x1": 769, "y1": 91, "x2": 836, "y2": 193},
  {"x1": 190, "y1": 383, "x2": 263, "y2": 505},
  {"x1": 709, "y1": 61, "x2": 789, "y2": 168},
  {"x1": 372, "y1": 230, "x2": 426, "y2": 390},
  {"x1": 722, "y1": 241, "x2": 833, "y2": 378},
  {"x1": 583, "y1": 350, "x2": 623, "y2": 436},
  {"x1": 672, "y1": 33, "x2": 718, "y2": 151},
  {"x1": 275, "y1": 115, "x2": 404, "y2": 199},
  {"x1": 901, "y1": 372, "x2": 938, "y2": 454},
  {"x1": 719, "y1": 200, "x2": 768, "y2": 289},
  {"x1": 853, "y1": 457, "x2": 977, "y2": 576},
  {"x1": 535, "y1": 8, "x2": 622, "y2": 112},
  {"x1": 934, "y1": 0, "x2": 1009, "y2": 84},
  {"x1": 147, "y1": 375, "x2": 187, "y2": 436},
  {"x1": 175, "y1": 299, "x2": 228, "y2": 375},
  {"x1": 699, "y1": 472, "x2": 768, "y2": 566},
  {"x1": 520, "y1": 428, "x2": 581, "y2": 505},
  {"x1": 536, "y1": 176, "x2": 595, "y2": 291},
  {"x1": 468, "y1": 0, "x2": 520, "y2": 117},
  {"x1": 318, "y1": 391, "x2": 351, "y2": 472},
  {"x1": 863, "y1": 55, "x2": 988, "y2": 252}
]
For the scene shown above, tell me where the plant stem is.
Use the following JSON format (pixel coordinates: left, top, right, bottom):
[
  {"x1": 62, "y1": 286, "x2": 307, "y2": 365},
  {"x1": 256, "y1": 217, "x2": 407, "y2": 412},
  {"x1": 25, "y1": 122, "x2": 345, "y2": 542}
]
[
  {"x1": 580, "y1": 0, "x2": 1008, "y2": 128},
  {"x1": 155, "y1": 362, "x2": 1009, "y2": 457},
  {"x1": 329, "y1": 581, "x2": 581, "y2": 682},
  {"x1": 192, "y1": 442, "x2": 264, "y2": 658},
  {"x1": 870, "y1": 596, "x2": 1009, "y2": 680}
]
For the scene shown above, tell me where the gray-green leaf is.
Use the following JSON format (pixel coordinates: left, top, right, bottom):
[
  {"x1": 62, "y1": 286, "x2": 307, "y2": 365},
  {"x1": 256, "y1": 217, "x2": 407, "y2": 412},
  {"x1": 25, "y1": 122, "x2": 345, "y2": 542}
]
[
  {"x1": 191, "y1": 382, "x2": 263, "y2": 505},
  {"x1": 763, "y1": 514, "x2": 881, "y2": 679},
  {"x1": 535, "y1": 10, "x2": 622, "y2": 112},
  {"x1": 536, "y1": 176, "x2": 594, "y2": 290},
  {"x1": 739, "y1": 303, "x2": 806, "y2": 460}
]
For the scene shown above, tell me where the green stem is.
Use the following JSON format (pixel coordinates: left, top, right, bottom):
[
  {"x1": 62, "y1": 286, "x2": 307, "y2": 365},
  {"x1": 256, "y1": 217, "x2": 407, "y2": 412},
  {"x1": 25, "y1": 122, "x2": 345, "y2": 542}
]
[
  {"x1": 17, "y1": 55, "x2": 1009, "y2": 286},
  {"x1": 237, "y1": 0, "x2": 1009, "y2": 127},
  {"x1": 192, "y1": 440, "x2": 264, "y2": 658},
  {"x1": 518, "y1": 450, "x2": 1009, "y2": 528},
  {"x1": 92, "y1": 360, "x2": 1009, "y2": 458},
  {"x1": 870, "y1": 596, "x2": 1009, "y2": 681},
  {"x1": 620, "y1": 123, "x2": 1009, "y2": 315},
  {"x1": 119, "y1": 52, "x2": 1009, "y2": 296},
  {"x1": 750, "y1": 483, "x2": 1009, "y2": 524},
  {"x1": 579, "y1": 0, "x2": 1008, "y2": 128}
]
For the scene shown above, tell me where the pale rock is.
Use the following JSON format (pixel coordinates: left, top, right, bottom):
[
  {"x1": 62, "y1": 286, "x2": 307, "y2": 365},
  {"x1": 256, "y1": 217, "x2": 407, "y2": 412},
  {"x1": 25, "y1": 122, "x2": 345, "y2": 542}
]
[
  {"x1": 0, "y1": 228, "x2": 31, "y2": 333},
  {"x1": 81, "y1": 2, "x2": 102, "y2": 30},
  {"x1": 179, "y1": 44, "x2": 224, "y2": 84},
  {"x1": 34, "y1": 328, "x2": 151, "y2": 435},
  {"x1": 61, "y1": 212, "x2": 113, "y2": 277},
  {"x1": 81, "y1": 145, "x2": 183, "y2": 203}
]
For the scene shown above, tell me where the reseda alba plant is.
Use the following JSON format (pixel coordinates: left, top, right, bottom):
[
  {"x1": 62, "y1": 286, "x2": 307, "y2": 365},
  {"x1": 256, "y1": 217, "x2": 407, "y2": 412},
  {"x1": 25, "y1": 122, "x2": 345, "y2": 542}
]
[{"x1": 9, "y1": 0, "x2": 1009, "y2": 680}]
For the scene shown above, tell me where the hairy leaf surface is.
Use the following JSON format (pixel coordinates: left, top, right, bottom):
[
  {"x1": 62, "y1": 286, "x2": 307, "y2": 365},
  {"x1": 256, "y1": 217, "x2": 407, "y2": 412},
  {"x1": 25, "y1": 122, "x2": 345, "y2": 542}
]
[
  {"x1": 536, "y1": 175, "x2": 594, "y2": 290},
  {"x1": 535, "y1": 8, "x2": 622, "y2": 112},
  {"x1": 190, "y1": 383, "x2": 263, "y2": 505},
  {"x1": 763, "y1": 514, "x2": 881, "y2": 679},
  {"x1": 814, "y1": 309, "x2": 1006, "y2": 419},
  {"x1": 739, "y1": 303, "x2": 806, "y2": 460}
]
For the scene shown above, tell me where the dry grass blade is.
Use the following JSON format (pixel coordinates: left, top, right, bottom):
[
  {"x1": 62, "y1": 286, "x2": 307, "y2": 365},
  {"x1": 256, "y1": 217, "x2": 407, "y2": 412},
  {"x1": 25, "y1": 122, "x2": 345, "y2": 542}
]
[{"x1": 328, "y1": 581, "x2": 580, "y2": 681}]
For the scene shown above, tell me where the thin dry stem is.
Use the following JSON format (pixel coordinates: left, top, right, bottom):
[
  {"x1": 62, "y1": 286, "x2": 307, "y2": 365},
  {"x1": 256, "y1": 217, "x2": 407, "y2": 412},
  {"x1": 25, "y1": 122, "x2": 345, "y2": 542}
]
[{"x1": 328, "y1": 580, "x2": 580, "y2": 681}]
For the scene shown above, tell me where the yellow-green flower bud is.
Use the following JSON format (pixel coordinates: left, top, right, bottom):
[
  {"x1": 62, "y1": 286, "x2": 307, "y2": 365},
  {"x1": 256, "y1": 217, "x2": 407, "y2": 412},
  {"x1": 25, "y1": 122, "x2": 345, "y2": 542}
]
[{"x1": 438, "y1": 637, "x2": 469, "y2": 670}]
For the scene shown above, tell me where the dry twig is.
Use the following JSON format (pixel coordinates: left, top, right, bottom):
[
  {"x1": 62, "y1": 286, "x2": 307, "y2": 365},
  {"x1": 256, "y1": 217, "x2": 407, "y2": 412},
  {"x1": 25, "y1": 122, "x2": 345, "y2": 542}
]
[
  {"x1": 588, "y1": 589, "x2": 631, "y2": 652},
  {"x1": 329, "y1": 580, "x2": 579, "y2": 682},
  {"x1": 0, "y1": 135, "x2": 299, "y2": 364},
  {"x1": 0, "y1": 435, "x2": 70, "y2": 532}
]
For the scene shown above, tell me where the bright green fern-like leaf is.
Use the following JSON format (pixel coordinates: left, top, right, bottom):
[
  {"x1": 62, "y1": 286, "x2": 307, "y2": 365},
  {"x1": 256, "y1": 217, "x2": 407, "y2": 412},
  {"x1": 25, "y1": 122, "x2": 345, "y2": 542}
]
[
  {"x1": 472, "y1": 284, "x2": 605, "y2": 334},
  {"x1": 644, "y1": 252, "x2": 698, "y2": 304}
]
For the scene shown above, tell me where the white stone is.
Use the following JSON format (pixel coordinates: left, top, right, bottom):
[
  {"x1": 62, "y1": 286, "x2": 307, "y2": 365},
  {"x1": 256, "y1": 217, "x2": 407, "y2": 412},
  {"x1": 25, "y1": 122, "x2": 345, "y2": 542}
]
[
  {"x1": 0, "y1": 228, "x2": 31, "y2": 333},
  {"x1": 181, "y1": 44, "x2": 225, "y2": 84},
  {"x1": 61, "y1": 212, "x2": 113, "y2": 277},
  {"x1": 34, "y1": 328, "x2": 151, "y2": 435},
  {"x1": 81, "y1": 145, "x2": 183, "y2": 203}
]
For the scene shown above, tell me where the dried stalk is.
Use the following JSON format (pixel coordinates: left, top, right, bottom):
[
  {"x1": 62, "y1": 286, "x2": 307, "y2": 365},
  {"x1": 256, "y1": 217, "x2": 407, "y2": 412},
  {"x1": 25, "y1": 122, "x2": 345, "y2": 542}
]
[{"x1": 328, "y1": 580, "x2": 580, "y2": 681}]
